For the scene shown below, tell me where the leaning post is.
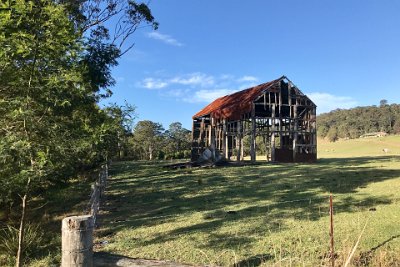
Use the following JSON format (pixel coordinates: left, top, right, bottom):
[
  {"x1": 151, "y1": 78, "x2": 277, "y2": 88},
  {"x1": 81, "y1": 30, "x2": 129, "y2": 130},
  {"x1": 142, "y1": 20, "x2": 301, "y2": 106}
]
[{"x1": 61, "y1": 215, "x2": 94, "y2": 267}]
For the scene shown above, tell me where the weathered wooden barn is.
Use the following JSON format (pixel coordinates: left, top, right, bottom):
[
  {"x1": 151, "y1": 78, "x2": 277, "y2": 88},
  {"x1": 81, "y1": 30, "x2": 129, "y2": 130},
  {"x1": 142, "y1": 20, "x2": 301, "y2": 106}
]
[{"x1": 191, "y1": 76, "x2": 317, "y2": 163}]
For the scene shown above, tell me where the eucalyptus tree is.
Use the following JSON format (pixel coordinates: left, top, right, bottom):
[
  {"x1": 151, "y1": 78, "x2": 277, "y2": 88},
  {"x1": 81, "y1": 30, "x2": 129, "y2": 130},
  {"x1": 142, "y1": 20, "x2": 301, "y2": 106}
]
[
  {"x1": 0, "y1": 0, "x2": 157, "y2": 264},
  {"x1": 132, "y1": 120, "x2": 165, "y2": 160},
  {"x1": 164, "y1": 122, "x2": 191, "y2": 158}
]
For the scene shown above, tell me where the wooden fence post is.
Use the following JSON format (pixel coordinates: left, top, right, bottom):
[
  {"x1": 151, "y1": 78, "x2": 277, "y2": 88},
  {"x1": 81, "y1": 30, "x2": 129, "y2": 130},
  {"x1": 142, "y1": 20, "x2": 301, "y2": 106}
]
[
  {"x1": 330, "y1": 194, "x2": 335, "y2": 267},
  {"x1": 62, "y1": 215, "x2": 94, "y2": 267}
]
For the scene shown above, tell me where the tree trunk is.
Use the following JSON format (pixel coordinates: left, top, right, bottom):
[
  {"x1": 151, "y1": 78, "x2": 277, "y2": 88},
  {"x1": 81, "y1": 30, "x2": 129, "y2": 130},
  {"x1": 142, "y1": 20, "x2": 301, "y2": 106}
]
[
  {"x1": 16, "y1": 177, "x2": 30, "y2": 267},
  {"x1": 149, "y1": 146, "x2": 153, "y2": 160}
]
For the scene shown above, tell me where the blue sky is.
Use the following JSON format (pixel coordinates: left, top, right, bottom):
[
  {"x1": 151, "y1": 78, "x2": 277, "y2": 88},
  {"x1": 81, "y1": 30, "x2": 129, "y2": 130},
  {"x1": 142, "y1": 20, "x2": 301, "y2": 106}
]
[{"x1": 105, "y1": 1, "x2": 400, "y2": 130}]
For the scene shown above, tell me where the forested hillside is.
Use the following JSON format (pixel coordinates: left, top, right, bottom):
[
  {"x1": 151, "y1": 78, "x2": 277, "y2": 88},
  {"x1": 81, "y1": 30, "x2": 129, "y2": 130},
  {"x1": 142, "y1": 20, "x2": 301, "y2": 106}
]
[{"x1": 317, "y1": 102, "x2": 400, "y2": 141}]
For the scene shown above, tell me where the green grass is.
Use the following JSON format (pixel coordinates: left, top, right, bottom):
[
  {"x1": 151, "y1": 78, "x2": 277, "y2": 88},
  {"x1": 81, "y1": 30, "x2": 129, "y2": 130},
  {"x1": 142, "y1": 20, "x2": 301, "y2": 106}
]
[
  {"x1": 0, "y1": 176, "x2": 93, "y2": 266},
  {"x1": 95, "y1": 136, "x2": 400, "y2": 266}
]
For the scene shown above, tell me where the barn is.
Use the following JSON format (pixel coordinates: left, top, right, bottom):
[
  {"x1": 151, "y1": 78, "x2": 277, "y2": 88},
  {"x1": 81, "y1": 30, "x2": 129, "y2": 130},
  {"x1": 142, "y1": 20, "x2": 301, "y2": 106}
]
[{"x1": 191, "y1": 76, "x2": 317, "y2": 163}]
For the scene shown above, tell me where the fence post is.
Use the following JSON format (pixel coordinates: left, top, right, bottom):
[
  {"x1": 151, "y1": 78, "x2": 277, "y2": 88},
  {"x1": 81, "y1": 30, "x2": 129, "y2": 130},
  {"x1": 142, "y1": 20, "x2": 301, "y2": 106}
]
[
  {"x1": 61, "y1": 215, "x2": 94, "y2": 267},
  {"x1": 330, "y1": 194, "x2": 335, "y2": 267}
]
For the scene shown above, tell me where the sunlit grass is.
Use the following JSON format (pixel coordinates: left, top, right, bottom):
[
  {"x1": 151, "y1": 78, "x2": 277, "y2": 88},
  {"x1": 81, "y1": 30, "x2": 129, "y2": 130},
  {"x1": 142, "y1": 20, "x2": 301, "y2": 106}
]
[{"x1": 95, "y1": 136, "x2": 400, "y2": 266}]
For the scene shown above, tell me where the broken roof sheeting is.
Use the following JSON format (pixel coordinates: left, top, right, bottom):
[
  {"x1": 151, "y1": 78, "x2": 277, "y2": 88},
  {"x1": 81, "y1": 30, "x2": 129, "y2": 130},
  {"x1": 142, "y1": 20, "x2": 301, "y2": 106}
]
[{"x1": 193, "y1": 76, "x2": 284, "y2": 120}]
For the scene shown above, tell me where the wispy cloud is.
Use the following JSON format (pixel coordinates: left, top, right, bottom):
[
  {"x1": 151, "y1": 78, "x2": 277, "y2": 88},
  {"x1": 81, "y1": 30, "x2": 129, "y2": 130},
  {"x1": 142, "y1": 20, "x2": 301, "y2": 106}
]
[
  {"x1": 140, "y1": 78, "x2": 168, "y2": 89},
  {"x1": 170, "y1": 73, "x2": 215, "y2": 87},
  {"x1": 307, "y1": 92, "x2": 358, "y2": 114},
  {"x1": 138, "y1": 73, "x2": 358, "y2": 111},
  {"x1": 138, "y1": 73, "x2": 215, "y2": 90},
  {"x1": 137, "y1": 72, "x2": 259, "y2": 103},
  {"x1": 147, "y1": 32, "x2": 184, "y2": 47},
  {"x1": 237, "y1": 75, "x2": 258, "y2": 82},
  {"x1": 184, "y1": 89, "x2": 236, "y2": 103}
]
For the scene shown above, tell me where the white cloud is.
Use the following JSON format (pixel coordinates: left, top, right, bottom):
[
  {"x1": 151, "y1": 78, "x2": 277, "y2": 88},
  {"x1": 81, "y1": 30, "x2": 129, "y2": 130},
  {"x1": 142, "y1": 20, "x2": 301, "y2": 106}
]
[
  {"x1": 307, "y1": 92, "x2": 358, "y2": 114},
  {"x1": 236, "y1": 75, "x2": 259, "y2": 90},
  {"x1": 140, "y1": 78, "x2": 168, "y2": 89},
  {"x1": 184, "y1": 89, "x2": 236, "y2": 103},
  {"x1": 237, "y1": 75, "x2": 258, "y2": 82},
  {"x1": 139, "y1": 72, "x2": 215, "y2": 90},
  {"x1": 170, "y1": 73, "x2": 215, "y2": 87},
  {"x1": 147, "y1": 32, "x2": 183, "y2": 47},
  {"x1": 138, "y1": 72, "x2": 259, "y2": 103}
]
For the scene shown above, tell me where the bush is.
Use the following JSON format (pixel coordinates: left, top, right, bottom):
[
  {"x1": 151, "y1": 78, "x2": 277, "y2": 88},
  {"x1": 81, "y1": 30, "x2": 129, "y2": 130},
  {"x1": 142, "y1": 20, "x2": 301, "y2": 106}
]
[
  {"x1": 0, "y1": 223, "x2": 44, "y2": 264},
  {"x1": 183, "y1": 150, "x2": 191, "y2": 159}
]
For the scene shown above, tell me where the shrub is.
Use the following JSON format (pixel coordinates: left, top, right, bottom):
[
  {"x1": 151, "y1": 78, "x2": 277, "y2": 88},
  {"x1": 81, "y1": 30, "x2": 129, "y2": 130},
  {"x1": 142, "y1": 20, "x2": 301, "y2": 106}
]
[{"x1": 0, "y1": 223, "x2": 44, "y2": 263}]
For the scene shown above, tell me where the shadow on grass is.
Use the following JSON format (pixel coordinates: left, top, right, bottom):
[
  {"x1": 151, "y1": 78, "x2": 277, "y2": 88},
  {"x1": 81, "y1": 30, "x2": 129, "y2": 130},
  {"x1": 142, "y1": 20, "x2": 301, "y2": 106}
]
[
  {"x1": 93, "y1": 251, "x2": 194, "y2": 266},
  {"x1": 96, "y1": 156, "x2": 400, "y2": 259},
  {"x1": 234, "y1": 254, "x2": 273, "y2": 267},
  {"x1": 355, "y1": 234, "x2": 400, "y2": 266}
]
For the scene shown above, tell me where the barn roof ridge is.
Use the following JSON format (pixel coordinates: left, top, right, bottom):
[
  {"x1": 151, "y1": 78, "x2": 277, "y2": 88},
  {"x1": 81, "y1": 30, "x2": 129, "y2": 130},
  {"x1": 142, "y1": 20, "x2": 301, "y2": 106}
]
[{"x1": 193, "y1": 75, "x2": 312, "y2": 120}]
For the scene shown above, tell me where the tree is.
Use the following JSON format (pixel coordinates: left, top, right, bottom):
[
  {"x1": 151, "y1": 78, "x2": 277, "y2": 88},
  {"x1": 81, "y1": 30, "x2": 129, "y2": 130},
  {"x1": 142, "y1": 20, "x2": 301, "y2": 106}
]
[
  {"x1": 0, "y1": 1, "x2": 91, "y2": 264},
  {"x1": 164, "y1": 122, "x2": 191, "y2": 158},
  {"x1": 132, "y1": 121, "x2": 164, "y2": 160},
  {"x1": 0, "y1": 0, "x2": 157, "y2": 264},
  {"x1": 104, "y1": 102, "x2": 137, "y2": 159},
  {"x1": 326, "y1": 127, "x2": 338, "y2": 142},
  {"x1": 380, "y1": 99, "x2": 388, "y2": 107}
]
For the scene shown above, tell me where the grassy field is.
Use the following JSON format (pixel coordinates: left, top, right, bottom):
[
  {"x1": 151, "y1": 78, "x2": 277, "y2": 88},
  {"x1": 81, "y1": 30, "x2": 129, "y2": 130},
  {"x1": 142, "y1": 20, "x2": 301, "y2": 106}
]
[{"x1": 95, "y1": 136, "x2": 400, "y2": 266}]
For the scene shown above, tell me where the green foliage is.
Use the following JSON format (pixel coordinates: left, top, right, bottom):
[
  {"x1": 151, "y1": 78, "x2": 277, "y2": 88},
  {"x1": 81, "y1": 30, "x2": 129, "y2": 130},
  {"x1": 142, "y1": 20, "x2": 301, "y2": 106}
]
[
  {"x1": 0, "y1": 0, "x2": 157, "y2": 204},
  {"x1": 131, "y1": 120, "x2": 164, "y2": 160},
  {"x1": 163, "y1": 122, "x2": 191, "y2": 158},
  {"x1": 0, "y1": 0, "x2": 157, "y2": 265},
  {"x1": 128, "y1": 121, "x2": 191, "y2": 161},
  {"x1": 0, "y1": 223, "x2": 44, "y2": 262},
  {"x1": 317, "y1": 103, "x2": 400, "y2": 141},
  {"x1": 0, "y1": 0, "x2": 88, "y2": 205}
]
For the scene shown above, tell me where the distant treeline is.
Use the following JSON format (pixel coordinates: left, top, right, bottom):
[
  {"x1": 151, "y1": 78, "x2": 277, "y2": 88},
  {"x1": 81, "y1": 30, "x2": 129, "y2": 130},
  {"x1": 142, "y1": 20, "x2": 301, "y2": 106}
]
[{"x1": 317, "y1": 101, "x2": 400, "y2": 141}]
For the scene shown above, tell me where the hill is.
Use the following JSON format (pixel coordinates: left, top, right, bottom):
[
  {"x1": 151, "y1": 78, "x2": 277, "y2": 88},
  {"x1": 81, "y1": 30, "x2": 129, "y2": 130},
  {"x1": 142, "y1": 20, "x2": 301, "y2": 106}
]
[
  {"x1": 318, "y1": 135, "x2": 400, "y2": 158},
  {"x1": 317, "y1": 103, "x2": 400, "y2": 141}
]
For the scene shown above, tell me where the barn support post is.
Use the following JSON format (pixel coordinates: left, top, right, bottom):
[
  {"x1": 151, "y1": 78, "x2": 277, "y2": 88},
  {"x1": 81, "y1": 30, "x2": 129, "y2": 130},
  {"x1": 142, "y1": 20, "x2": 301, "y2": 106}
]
[
  {"x1": 210, "y1": 118, "x2": 216, "y2": 160},
  {"x1": 271, "y1": 105, "x2": 276, "y2": 161},
  {"x1": 250, "y1": 105, "x2": 256, "y2": 163},
  {"x1": 293, "y1": 98, "x2": 298, "y2": 162},
  {"x1": 279, "y1": 84, "x2": 284, "y2": 147},
  {"x1": 223, "y1": 120, "x2": 229, "y2": 159},
  {"x1": 236, "y1": 121, "x2": 242, "y2": 161},
  {"x1": 312, "y1": 106, "x2": 317, "y2": 154},
  {"x1": 207, "y1": 124, "x2": 212, "y2": 147}
]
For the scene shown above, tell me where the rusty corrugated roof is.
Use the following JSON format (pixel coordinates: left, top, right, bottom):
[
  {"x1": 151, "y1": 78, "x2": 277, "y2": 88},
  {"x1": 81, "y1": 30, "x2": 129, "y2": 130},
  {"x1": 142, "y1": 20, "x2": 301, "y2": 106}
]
[{"x1": 193, "y1": 76, "x2": 283, "y2": 120}]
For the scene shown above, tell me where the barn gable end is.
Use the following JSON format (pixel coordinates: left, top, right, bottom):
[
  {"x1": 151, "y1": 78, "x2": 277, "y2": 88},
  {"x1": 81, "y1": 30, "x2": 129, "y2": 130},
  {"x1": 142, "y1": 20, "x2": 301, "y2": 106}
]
[{"x1": 191, "y1": 76, "x2": 317, "y2": 163}]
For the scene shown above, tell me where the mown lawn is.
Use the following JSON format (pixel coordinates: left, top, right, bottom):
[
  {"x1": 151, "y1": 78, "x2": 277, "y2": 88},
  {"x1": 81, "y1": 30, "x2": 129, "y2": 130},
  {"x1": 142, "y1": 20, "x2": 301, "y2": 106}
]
[{"x1": 95, "y1": 137, "x2": 400, "y2": 266}]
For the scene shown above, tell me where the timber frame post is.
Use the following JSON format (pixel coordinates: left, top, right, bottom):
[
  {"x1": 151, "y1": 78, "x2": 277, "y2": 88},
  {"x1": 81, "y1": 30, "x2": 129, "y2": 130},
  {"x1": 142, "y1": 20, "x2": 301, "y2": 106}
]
[
  {"x1": 293, "y1": 97, "x2": 298, "y2": 162},
  {"x1": 236, "y1": 121, "x2": 242, "y2": 161},
  {"x1": 250, "y1": 103, "x2": 256, "y2": 162}
]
